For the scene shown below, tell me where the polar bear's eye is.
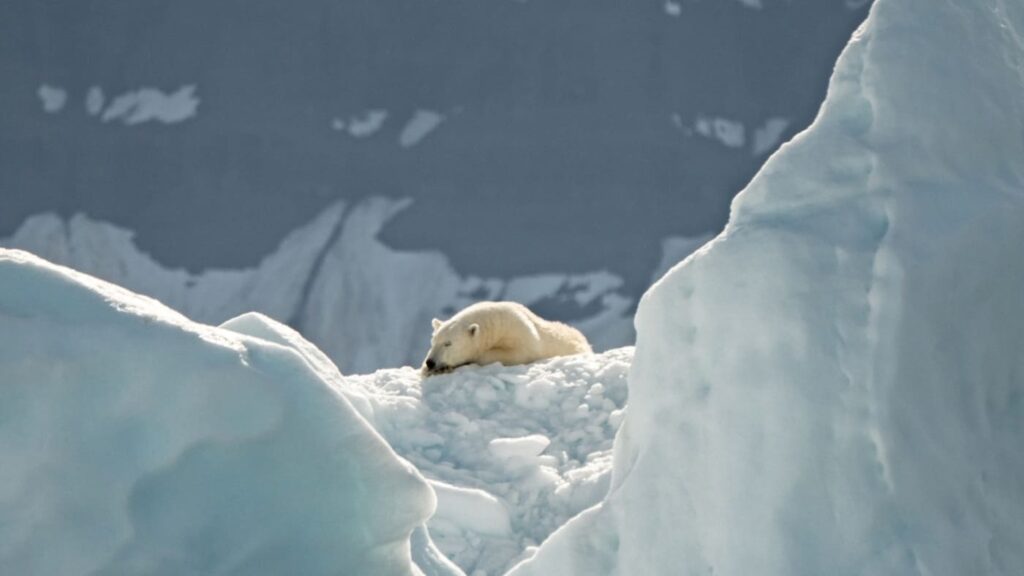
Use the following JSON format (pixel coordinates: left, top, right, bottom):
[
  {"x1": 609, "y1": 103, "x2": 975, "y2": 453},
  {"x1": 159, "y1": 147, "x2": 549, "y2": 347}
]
[{"x1": 444, "y1": 341, "x2": 452, "y2": 347}]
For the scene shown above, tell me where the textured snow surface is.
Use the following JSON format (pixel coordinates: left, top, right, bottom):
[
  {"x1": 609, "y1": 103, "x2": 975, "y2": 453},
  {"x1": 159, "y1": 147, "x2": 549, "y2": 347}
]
[
  {"x1": 341, "y1": 348, "x2": 632, "y2": 575},
  {"x1": 0, "y1": 250, "x2": 437, "y2": 576},
  {"x1": 511, "y1": 0, "x2": 1024, "y2": 574},
  {"x1": 1, "y1": 197, "x2": 659, "y2": 373}
]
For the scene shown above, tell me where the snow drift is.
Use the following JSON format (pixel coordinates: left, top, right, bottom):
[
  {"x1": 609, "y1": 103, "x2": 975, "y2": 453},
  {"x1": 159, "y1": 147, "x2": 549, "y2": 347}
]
[
  {"x1": 0, "y1": 249, "x2": 437, "y2": 575},
  {"x1": 510, "y1": 0, "x2": 1024, "y2": 574}
]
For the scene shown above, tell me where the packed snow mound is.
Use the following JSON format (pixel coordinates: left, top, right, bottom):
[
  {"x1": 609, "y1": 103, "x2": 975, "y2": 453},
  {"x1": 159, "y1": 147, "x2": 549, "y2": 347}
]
[
  {"x1": 0, "y1": 249, "x2": 438, "y2": 576},
  {"x1": 1, "y1": 197, "x2": 642, "y2": 373},
  {"x1": 511, "y1": 0, "x2": 1024, "y2": 575},
  {"x1": 340, "y1": 349, "x2": 632, "y2": 575}
]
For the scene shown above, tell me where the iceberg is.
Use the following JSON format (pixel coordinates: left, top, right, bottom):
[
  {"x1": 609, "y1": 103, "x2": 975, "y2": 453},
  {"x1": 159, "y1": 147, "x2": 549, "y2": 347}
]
[
  {"x1": 510, "y1": 0, "x2": 1024, "y2": 574},
  {"x1": 0, "y1": 249, "x2": 436, "y2": 575}
]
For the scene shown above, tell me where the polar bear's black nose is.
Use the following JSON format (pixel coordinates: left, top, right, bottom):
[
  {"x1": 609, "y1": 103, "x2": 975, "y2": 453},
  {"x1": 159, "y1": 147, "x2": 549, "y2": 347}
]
[{"x1": 425, "y1": 358, "x2": 436, "y2": 370}]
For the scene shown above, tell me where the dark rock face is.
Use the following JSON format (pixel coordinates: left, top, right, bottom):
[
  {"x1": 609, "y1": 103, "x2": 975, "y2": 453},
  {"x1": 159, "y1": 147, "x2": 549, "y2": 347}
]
[{"x1": 0, "y1": 0, "x2": 869, "y2": 295}]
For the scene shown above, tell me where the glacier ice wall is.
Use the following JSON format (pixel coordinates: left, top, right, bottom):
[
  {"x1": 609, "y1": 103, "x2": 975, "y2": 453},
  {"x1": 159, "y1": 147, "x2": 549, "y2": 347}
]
[{"x1": 509, "y1": 0, "x2": 1024, "y2": 574}]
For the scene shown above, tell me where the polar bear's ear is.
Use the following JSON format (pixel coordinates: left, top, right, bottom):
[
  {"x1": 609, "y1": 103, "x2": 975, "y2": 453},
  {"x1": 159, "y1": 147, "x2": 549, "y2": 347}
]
[
  {"x1": 468, "y1": 323, "x2": 479, "y2": 337},
  {"x1": 432, "y1": 318, "x2": 442, "y2": 331}
]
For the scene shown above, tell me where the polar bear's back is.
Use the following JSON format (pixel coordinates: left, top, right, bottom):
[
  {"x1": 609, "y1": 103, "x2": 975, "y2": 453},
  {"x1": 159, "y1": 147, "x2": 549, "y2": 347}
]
[
  {"x1": 530, "y1": 312, "x2": 592, "y2": 356},
  {"x1": 460, "y1": 301, "x2": 591, "y2": 361}
]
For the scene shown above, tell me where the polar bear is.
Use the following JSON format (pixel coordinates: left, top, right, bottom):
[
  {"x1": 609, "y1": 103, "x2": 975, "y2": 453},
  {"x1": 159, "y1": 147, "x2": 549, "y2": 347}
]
[{"x1": 421, "y1": 301, "x2": 592, "y2": 376}]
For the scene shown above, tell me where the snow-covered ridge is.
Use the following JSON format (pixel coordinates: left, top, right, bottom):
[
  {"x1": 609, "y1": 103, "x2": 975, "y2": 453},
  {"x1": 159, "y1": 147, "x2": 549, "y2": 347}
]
[
  {"x1": 511, "y1": 0, "x2": 1024, "y2": 574},
  {"x1": 2, "y1": 197, "x2": 705, "y2": 373}
]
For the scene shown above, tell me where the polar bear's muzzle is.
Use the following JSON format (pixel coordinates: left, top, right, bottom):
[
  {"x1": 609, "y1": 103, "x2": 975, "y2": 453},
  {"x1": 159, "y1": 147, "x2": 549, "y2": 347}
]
[
  {"x1": 422, "y1": 357, "x2": 449, "y2": 376},
  {"x1": 421, "y1": 358, "x2": 469, "y2": 377}
]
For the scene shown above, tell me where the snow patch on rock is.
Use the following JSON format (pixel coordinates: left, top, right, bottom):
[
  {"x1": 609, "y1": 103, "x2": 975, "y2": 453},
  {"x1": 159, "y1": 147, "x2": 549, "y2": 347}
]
[
  {"x1": 100, "y1": 85, "x2": 199, "y2": 125},
  {"x1": 400, "y1": 109, "x2": 445, "y2": 147},
  {"x1": 37, "y1": 84, "x2": 67, "y2": 113},
  {"x1": 332, "y1": 109, "x2": 389, "y2": 137}
]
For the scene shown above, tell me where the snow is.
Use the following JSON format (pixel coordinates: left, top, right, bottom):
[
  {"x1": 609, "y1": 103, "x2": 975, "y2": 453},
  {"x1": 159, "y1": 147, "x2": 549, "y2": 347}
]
[
  {"x1": 429, "y1": 480, "x2": 512, "y2": 537},
  {"x1": 510, "y1": 0, "x2": 1024, "y2": 574},
  {"x1": 400, "y1": 110, "x2": 446, "y2": 148},
  {"x1": 85, "y1": 86, "x2": 105, "y2": 116},
  {"x1": 751, "y1": 117, "x2": 790, "y2": 156},
  {"x1": 0, "y1": 249, "x2": 436, "y2": 575},
  {"x1": 411, "y1": 526, "x2": 467, "y2": 576},
  {"x1": 332, "y1": 109, "x2": 389, "y2": 137},
  {"x1": 683, "y1": 114, "x2": 791, "y2": 157},
  {"x1": 695, "y1": 115, "x2": 745, "y2": 148},
  {"x1": 3, "y1": 197, "x2": 635, "y2": 374},
  {"x1": 37, "y1": 84, "x2": 67, "y2": 113},
  {"x1": 340, "y1": 349, "x2": 632, "y2": 574},
  {"x1": 100, "y1": 85, "x2": 199, "y2": 125},
  {"x1": 488, "y1": 435, "x2": 551, "y2": 462},
  {"x1": 502, "y1": 271, "x2": 621, "y2": 308}
]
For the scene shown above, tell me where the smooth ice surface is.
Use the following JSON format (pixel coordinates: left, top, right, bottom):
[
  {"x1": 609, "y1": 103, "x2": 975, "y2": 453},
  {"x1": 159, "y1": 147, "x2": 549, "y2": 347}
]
[
  {"x1": 0, "y1": 250, "x2": 436, "y2": 576},
  {"x1": 510, "y1": 0, "x2": 1024, "y2": 574}
]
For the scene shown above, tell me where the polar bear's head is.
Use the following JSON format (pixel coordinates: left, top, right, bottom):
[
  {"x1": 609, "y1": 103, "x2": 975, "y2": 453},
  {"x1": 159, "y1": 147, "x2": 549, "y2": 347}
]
[{"x1": 422, "y1": 316, "x2": 482, "y2": 376}]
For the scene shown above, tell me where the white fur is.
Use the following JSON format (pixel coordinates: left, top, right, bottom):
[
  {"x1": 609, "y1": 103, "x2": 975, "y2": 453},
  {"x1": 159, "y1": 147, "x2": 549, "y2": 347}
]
[{"x1": 422, "y1": 301, "x2": 592, "y2": 375}]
